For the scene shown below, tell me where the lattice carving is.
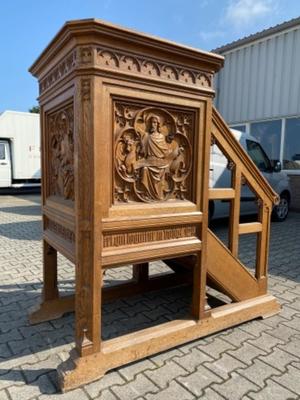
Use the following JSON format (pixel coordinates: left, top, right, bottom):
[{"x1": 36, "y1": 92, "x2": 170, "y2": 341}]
[
  {"x1": 48, "y1": 104, "x2": 74, "y2": 201},
  {"x1": 114, "y1": 102, "x2": 195, "y2": 203},
  {"x1": 39, "y1": 50, "x2": 77, "y2": 94},
  {"x1": 48, "y1": 220, "x2": 75, "y2": 243},
  {"x1": 103, "y1": 225, "x2": 196, "y2": 248}
]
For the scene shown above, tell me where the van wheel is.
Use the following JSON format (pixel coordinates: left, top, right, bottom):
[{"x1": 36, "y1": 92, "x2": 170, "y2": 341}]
[{"x1": 272, "y1": 193, "x2": 289, "y2": 222}]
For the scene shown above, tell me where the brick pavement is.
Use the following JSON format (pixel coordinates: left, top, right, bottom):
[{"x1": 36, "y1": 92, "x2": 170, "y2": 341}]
[{"x1": 0, "y1": 194, "x2": 300, "y2": 399}]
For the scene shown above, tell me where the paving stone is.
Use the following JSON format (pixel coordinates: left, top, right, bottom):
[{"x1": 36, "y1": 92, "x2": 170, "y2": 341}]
[
  {"x1": 246, "y1": 331, "x2": 285, "y2": 351},
  {"x1": 227, "y1": 341, "x2": 267, "y2": 365},
  {"x1": 173, "y1": 347, "x2": 213, "y2": 372},
  {"x1": 0, "y1": 343, "x2": 12, "y2": 359},
  {"x1": 119, "y1": 359, "x2": 157, "y2": 381},
  {"x1": 239, "y1": 320, "x2": 273, "y2": 337},
  {"x1": 150, "y1": 348, "x2": 183, "y2": 367},
  {"x1": 20, "y1": 353, "x2": 62, "y2": 383},
  {"x1": 145, "y1": 380, "x2": 195, "y2": 400},
  {"x1": 237, "y1": 358, "x2": 282, "y2": 388},
  {"x1": 248, "y1": 379, "x2": 298, "y2": 400},
  {"x1": 111, "y1": 373, "x2": 160, "y2": 400},
  {"x1": 259, "y1": 347, "x2": 300, "y2": 372},
  {"x1": 38, "y1": 388, "x2": 90, "y2": 400},
  {"x1": 204, "y1": 353, "x2": 247, "y2": 379},
  {"x1": 94, "y1": 388, "x2": 119, "y2": 400},
  {"x1": 202, "y1": 387, "x2": 230, "y2": 400},
  {"x1": 83, "y1": 371, "x2": 126, "y2": 398},
  {"x1": 221, "y1": 328, "x2": 256, "y2": 346},
  {"x1": 197, "y1": 337, "x2": 236, "y2": 359},
  {"x1": 0, "y1": 369, "x2": 25, "y2": 390},
  {"x1": 177, "y1": 365, "x2": 223, "y2": 396},
  {"x1": 272, "y1": 364, "x2": 300, "y2": 395},
  {"x1": 212, "y1": 372, "x2": 260, "y2": 400},
  {"x1": 0, "y1": 389, "x2": 10, "y2": 400},
  {"x1": 8, "y1": 374, "x2": 56, "y2": 399},
  {"x1": 278, "y1": 336, "x2": 300, "y2": 357},
  {"x1": 144, "y1": 360, "x2": 187, "y2": 389},
  {"x1": 281, "y1": 315, "x2": 300, "y2": 333}
]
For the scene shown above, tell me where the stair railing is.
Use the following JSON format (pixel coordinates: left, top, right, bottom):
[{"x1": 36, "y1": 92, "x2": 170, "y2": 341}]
[{"x1": 210, "y1": 107, "x2": 279, "y2": 294}]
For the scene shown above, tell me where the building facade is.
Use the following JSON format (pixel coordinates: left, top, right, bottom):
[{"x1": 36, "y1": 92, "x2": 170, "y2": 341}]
[{"x1": 214, "y1": 17, "x2": 300, "y2": 210}]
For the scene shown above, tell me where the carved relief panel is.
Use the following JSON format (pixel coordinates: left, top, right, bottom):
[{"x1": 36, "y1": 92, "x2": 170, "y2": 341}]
[
  {"x1": 47, "y1": 104, "x2": 74, "y2": 201},
  {"x1": 114, "y1": 101, "x2": 196, "y2": 203}
]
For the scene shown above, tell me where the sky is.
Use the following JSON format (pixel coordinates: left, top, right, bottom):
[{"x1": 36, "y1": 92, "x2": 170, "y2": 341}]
[{"x1": 1, "y1": 0, "x2": 300, "y2": 112}]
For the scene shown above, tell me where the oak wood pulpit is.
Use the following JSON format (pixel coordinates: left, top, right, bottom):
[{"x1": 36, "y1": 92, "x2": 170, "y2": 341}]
[{"x1": 29, "y1": 19, "x2": 280, "y2": 391}]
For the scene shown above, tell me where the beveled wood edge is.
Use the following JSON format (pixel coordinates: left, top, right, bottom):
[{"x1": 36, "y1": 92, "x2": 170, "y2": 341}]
[
  {"x1": 57, "y1": 293, "x2": 280, "y2": 392},
  {"x1": 44, "y1": 231, "x2": 75, "y2": 263},
  {"x1": 102, "y1": 212, "x2": 202, "y2": 231},
  {"x1": 207, "y1": 229, "x2": 258, "y2": 285},
  {"x1": 238, "y1": 222, "x2": 263, "y2": 235},
  {"x1": 101, "y1": 239, "x2": 202, "y2": 268},
  {"x1": 208, "y1": 188, "x2": 235, "y2": 200}
]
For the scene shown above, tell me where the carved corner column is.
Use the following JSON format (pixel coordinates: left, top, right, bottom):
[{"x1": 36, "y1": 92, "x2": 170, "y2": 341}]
[
  {"x1": 192, "y1": 102, "x2": 212, "y2": 320},
  {"x1": 74, "y1": 76, "x2": 101, "y2": 357}
]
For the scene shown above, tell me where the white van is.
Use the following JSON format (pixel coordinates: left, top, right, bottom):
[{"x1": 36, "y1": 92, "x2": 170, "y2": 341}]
[
  {"x1": 0, "y1": 111, "x2": 40, "y2": 189},
  {"x1": 209, "y1": 129, "x2": 291, "y2": 222}
]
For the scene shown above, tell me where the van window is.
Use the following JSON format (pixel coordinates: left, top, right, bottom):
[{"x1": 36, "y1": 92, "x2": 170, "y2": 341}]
[
  {"x1": 0, "y1": 143, "x2": 5, "y2": 160},
  {"x1": 246, "y1": 140, "x2": 271, "y2": 172}
]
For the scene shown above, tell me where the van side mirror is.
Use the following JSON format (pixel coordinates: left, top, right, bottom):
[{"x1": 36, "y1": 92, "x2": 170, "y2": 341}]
[{"x1": 271, "y1": 160, "x2": 282, "y2": 172}]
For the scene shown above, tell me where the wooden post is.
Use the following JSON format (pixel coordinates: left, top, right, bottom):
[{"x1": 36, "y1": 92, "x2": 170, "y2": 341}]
[
  {"x1": 132, "y1": 263, "x2": 149, "y2": 284},
  {"x1": 229, "y1": 167, "x2": 242, "y2": 257},
  {"x1": 42, "y1": 240, "x2": 59, "y2": 301}
]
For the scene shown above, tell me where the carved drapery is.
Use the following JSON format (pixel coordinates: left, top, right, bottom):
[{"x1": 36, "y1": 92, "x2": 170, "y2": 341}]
[
  {"x1": 47, "y1": 104, "x2": 74, "y2": 201},
  {"x1": 114, "y1": 102, "x2": 195, "y2": 203}
]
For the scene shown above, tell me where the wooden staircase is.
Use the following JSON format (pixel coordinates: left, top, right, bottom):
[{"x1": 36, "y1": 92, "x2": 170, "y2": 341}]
[{"x1": 167, "y1": 106, "x2": 279, "y2": 304}]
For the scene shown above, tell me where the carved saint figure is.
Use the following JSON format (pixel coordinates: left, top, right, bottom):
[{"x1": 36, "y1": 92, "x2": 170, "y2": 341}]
[
  {"x1": 50, "y1": 110, "x2": 74, "y2": 201},
  {"x1": 137, "y1": 115, "x2": 173, "y2": 200}
]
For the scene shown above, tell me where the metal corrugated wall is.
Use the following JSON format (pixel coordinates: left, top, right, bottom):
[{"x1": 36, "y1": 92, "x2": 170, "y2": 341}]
[{"x1": 215, "y1": 27, "x2": 300, "y2": 124}]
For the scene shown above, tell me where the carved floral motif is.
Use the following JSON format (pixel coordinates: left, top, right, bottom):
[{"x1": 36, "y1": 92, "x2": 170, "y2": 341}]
[
  {"x1": 48, "y1": 105, "x2": 74, "y2": 201},
  {"x1": 114, "y1": 103, "x2": 194, "y2": 203}
]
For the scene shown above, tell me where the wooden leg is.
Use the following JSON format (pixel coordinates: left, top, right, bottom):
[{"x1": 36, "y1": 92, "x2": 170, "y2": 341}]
[
  {"x1": 191, "y1": 251, "x2": 208, "y2": 319},
  {"x1": 29, "y1": 240, "x2": 62, "y2": 324},
  {"x1": 132, "y1": 263, "x2": 149, "y2": 284}
]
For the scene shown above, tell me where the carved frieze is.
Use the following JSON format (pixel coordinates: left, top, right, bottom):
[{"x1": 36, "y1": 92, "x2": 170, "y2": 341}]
[
  {"x1": 47, "y1": 104, "x2": 74, "y2": 201},
  {"x1": 39, "y1": 50, "x2": 77, "y2": 94},
  {"x1": 96, "y1": 47, "x2": 212, "y2": 88},
  {"x1": 114, "y1": 102, "x2": 195, "y2": 203},
  {"x1": 103, "y1": 225, "x2": 197, "y2": 248},
  {"x1": 39, "y1": 45, "x2": 212, "y2": 95},
  {"x1": 48, "y1": 220, "x2": 75, "y2": 243}
]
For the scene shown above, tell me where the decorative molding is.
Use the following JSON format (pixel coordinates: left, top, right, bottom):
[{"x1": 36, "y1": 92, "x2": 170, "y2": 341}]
[
  {"x1": 47, "y1": 104, "x2": 74, "y2": 201},
  {"x1": 103, "y1": 225, "x2": 197, "y2": 248},
  {"x1": 96, "y1": 46, "x2": 212, "y2": 88},
  {"x1": 48, "y1": 220, "x2": 75, "y2": 243},
  {"x1": 114, "y1": 102, "x2": 195, "y2": 203},
  {"x1": 81, "y1": 78, "x2": 91, "y2": 101},
  {"x1": 39, "y1": 50, "x2": 77, "y2": 94},
  {"x1": 39, "y1": 45, "x2": 212, "y2": 94}
]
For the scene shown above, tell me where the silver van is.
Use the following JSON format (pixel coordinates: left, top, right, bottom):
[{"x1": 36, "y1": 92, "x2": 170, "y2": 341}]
[{"x1": 209, "y1": 129, "x2": 291, "y2": 222}]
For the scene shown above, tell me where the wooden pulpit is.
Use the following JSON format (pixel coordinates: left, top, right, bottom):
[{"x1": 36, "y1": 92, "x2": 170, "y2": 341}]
[{"x1": 29, "y1": 19, "x2": 280, "y2": 391}]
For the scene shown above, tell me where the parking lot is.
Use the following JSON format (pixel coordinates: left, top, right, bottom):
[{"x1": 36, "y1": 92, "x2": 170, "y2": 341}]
[{"x1": 0, "y1": 194, "x2": 300, "y2": 400}]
